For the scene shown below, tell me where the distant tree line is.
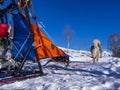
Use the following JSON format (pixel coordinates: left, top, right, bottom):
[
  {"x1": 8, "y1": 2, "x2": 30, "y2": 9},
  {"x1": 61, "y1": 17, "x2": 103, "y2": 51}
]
[{"x1": 108, "y1": 33, "x2": 120, "y2": 57}]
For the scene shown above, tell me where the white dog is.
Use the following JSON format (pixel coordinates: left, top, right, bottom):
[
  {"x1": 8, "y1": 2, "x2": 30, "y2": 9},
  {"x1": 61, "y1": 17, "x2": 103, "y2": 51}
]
[{"x1": 91, "y1": 39, "x2": 102, "y2": 63}]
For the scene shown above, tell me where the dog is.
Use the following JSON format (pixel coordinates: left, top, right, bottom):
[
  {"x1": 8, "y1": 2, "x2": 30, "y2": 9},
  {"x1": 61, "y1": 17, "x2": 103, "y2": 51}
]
[{"x1": 90, "y1": 39, "x2": 102, "y2": 63}]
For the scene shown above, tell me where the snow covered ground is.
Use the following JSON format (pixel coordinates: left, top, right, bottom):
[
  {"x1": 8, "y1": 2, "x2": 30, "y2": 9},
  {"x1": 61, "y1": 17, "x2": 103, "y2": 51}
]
[{"x1": 0, "y1": 48, "x2": 120, "y2": 90}]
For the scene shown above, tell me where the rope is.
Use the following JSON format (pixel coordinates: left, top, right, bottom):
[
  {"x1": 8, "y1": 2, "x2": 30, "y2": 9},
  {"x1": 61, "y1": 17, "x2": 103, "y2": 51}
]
[{"x1": 38, "y1": 22, "x2": 55, "y2": 43}]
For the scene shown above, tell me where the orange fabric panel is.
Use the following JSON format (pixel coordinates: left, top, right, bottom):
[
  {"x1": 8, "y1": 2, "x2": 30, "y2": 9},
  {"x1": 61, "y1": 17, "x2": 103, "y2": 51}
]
[{"x1": 30, "y1": 23, "x2": 67, "y2": 59}]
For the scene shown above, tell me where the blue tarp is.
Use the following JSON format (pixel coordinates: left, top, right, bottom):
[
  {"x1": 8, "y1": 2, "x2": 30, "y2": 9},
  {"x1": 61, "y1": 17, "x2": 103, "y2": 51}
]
[{"x1": 12, "y1": 13, "x2": 35, "y2": 62}]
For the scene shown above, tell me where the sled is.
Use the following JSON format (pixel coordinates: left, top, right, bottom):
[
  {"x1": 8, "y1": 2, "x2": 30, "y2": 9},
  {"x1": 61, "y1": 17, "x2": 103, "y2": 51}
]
[{"x1": 0, "y1": 0, "x2": 70, "y2": 85}]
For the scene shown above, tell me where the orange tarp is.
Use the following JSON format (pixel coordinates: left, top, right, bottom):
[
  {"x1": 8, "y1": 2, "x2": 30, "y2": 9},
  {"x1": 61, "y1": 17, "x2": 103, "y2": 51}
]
[{"x1": 30, "y1": 22, "x2": 67, "y2": 60}]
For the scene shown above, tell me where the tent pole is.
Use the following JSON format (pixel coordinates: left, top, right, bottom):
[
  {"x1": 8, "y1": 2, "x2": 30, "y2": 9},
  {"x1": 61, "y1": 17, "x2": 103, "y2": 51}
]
[
  {"x1": 24, "y1": 7, "x2": 44, "y2": 75},
  {"x1": 37, "y1": 60, "x2": 44, "y2": 75}
]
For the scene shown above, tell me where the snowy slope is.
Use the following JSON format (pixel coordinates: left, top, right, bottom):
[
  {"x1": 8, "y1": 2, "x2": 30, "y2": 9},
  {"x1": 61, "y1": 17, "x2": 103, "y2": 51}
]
[{"x1": 0, "y1": 48, "x2": 120, "y2": 90}]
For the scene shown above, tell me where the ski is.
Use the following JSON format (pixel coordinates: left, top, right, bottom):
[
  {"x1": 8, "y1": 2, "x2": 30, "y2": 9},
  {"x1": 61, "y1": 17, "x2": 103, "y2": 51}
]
[
  {"x1": 0, "y1": 71, "x2": 47, "y2": 86},
  {"x1": 0, "y1": 69, "x2": 47, "y2": 86}
]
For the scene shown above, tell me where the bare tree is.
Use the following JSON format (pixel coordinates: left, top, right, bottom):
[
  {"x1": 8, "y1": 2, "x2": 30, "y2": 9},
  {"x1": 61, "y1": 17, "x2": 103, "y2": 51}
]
[
  {"x1": 63, "y1": 25, "x2": 73, "y2": 52},
  {"x1": 108, "y1": 33, "x2": 120, "y2": 57}
]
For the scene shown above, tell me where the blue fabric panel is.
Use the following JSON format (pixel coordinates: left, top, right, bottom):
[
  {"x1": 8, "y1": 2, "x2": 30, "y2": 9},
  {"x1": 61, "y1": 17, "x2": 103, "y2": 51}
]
[{"x1": 12, "y1": 13, "x2": 35, "y2": 62}]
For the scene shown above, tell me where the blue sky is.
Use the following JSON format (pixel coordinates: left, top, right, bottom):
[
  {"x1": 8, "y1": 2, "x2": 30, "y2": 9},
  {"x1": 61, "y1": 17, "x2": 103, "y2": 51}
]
[
  {"x1": 2, "y1": 0, "x2": 120, "y2": 51},
  {"x1": 32, "y1": 0, "x2": 120, "y2": 51}
]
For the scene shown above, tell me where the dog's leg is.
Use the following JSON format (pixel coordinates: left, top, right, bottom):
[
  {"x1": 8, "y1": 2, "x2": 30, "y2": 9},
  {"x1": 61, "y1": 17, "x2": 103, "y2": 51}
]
[{"x1": 92, "y1": 58, "x2": 96, "y2": 63}]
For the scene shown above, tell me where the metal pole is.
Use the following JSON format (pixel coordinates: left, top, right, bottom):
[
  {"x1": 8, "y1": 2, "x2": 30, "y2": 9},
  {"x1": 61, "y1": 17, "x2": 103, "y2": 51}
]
[{"x1": 24, "y1": 7, "x2": 44, "y2": 75}]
